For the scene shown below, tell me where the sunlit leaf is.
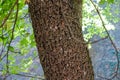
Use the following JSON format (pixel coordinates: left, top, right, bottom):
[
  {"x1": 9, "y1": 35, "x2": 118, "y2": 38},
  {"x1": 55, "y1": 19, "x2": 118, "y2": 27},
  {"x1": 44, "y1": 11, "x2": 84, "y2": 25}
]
[{"x1": 20, "y1": 38, "x2": 28, "y2": 46}]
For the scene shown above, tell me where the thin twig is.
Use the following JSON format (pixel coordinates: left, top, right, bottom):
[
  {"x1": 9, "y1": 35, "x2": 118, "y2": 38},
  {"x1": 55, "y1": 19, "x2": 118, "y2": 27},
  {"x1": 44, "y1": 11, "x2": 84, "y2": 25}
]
[
  {"x1": 88, "y1": 36, "x2": 108, "y2": 44},
  {"x1": 0, "y1": 43, "x2": 5, "y2": 59},
  {"x1": 5, "y1": 0, "x2": 19, "y2": 74},
  {"x1": 14, "y1": 73, "x2": 45, "y2": 80},
  {"x1": 0, "y1": 20, "x2": 4, "y2": 58},
  {"x1": 90, "y1": 0, "x2": 120, "y2": 79},
  {"x1": 0, "y1": 0, "x2": 19, "y2": 62},
  {"x1": 0, "y1": 0, "x2": 18, "y2": 28}
]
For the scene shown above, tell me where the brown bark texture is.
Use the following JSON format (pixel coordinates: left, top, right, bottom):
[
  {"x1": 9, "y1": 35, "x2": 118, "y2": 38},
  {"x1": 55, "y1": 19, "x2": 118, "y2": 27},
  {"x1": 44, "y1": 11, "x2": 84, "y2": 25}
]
[{"x1": 28, "y1": 0, "x2": 94, "y2": 80}]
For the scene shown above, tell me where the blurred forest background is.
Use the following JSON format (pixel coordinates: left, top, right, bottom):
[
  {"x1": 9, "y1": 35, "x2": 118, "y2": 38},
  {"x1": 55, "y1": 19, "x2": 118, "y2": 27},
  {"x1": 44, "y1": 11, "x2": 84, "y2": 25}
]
[{"x1": 0, "y1": 0, "x2": 120, "y2": 80}]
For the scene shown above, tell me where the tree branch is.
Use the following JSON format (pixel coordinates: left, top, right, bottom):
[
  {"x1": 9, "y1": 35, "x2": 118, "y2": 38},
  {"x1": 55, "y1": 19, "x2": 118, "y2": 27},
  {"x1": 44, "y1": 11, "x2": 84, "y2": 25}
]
[
  {"x1": 88, "y1": 36, "x2": 108, "y2": 44},
  {"x1": 4, "y1": 0, "x2": 19, "y2": 74},
  {"x1": 13, "y1": 73, "x2": 45, "y2": 80},
  {"x1": 90, "y1": 0, "x2": 120, "y2": 79}
]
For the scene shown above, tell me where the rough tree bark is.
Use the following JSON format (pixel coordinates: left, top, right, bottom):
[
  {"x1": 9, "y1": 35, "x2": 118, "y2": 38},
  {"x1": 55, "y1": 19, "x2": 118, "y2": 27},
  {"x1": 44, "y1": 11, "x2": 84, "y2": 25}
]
[{"x1": 28, "y1": 0, "x2": 94, "y2": 80}]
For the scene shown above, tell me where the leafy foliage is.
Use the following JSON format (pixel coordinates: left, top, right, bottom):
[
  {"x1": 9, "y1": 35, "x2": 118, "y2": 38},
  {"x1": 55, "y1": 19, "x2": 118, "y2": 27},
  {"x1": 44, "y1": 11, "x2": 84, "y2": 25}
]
[
  {"x1": 99, "y1": 0, "x2": 114, "y2": 4},
  {"x1": 0, "y1": 0, "x2": 37, "y2": 78}
]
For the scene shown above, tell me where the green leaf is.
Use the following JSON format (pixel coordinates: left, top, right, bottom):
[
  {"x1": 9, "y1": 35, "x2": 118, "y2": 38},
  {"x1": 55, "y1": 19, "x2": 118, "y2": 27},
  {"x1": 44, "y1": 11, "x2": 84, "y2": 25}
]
[
  {"x1": 0, "y1": 36, "x2": 8, "y2": 44},
  {"x1": 99, "y1": 0, "x2": 114, "y2": 4},
  {"x1": 107, "y1": 0, "x2": 114, "y2": 3},
  {"x1": 9, "y1": 65, "x2": 19, "y2": 74},
  {"x1": 8, "y1": 46, "x2": 14, "y2": 52},
  {"x1": 0, "y1": 36, "x2": 3, "y2": 42},
  {"x1": 99, "y1": 0, "x2": 106, "y2": 4},
  {"x1": 20, "y1": 38, "x2": 28, "y2": 46},
  {"x1": 25, "y1": 32, "x2": 30, "y2": 37}
]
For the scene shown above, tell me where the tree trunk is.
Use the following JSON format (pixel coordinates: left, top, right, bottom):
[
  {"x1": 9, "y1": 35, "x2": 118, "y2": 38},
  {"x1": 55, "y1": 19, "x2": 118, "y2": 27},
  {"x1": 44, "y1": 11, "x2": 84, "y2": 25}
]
[{"x1": 28, "y1": 0, "x2": 94, "y2": 80}]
